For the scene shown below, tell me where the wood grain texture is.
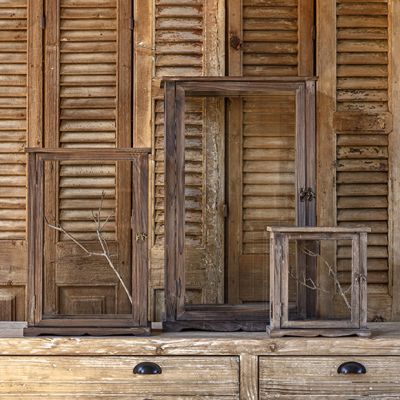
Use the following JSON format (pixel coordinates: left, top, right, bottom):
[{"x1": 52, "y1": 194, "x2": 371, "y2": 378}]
[
  {"x1": 260, "y1": 356, "x2": 400, "y2": 398},
  {"x1": 240, "y1": 354, "x2": 258, "y2": 400},
  {"x1": 335, "y1": 0, "x2": 391, "y2": 320},
  {"x1": 0, "y1": 356, "x2": 239, "y2": 397},
  {"x1": 26, "y1": 149, "x2": 150, "y2": 334},
  {"x1": 389, "y1": 0, "x2": 400, "y2": 320}
]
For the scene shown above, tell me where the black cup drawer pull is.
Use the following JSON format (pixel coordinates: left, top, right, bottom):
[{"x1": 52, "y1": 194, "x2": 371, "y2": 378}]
[
  {"x1": 337, "y1": 362, "x2": 367, "y2": 375},
  {"x1": 133, "y1": 362, "x2": 162, "y2": 375}
]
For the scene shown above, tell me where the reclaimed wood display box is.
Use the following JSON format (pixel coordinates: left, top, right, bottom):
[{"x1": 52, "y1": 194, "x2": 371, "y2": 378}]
[
  {"x1": 25, "y1": 148, "x2": 151, "y2": 336},
  {"x1": 163, "y1": 77, "x2": 316, "y2": 332},
  {"x1": 267, "y1": 226, "x2": 371, "y2": 338}
]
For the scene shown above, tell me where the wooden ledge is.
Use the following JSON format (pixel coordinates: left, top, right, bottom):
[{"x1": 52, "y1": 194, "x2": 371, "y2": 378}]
[{"x1": 0, "y1": 323, "x2": 399, "y2": 356}]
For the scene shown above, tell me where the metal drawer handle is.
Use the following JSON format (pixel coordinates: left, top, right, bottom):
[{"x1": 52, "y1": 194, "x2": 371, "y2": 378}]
[
  {"x1": 133, "y1": 362, "x2": 162, "y2": 375},
  {"x1": 337, "y1": 361, "x2": 366, "y2": 375}
]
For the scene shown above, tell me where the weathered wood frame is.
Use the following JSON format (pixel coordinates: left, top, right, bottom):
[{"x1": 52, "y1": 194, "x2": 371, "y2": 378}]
[
  {"x1": 25, "y1": 148, "x2": 151, "y2": 336},
  {"x1": 163, "y1": 77, "x2": 316, "y2": 331},
  {"x1": 267, "y1": 227, "x2": 371, "y2": 338}
]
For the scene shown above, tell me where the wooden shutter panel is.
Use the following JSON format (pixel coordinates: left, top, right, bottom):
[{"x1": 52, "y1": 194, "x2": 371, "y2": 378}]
[
  {"x1": 335, "y1": 0, "x2": 390, "y2": 320},
  {"x1": 150, "y1": 1, "x2": 225, "y2": 319},
  {"x1": 0, "y1": 0, "x2": 28, "y2": 321},
  {"x1": 0, "y1": 1, "x2": 27, "y2": 239},
  {"x1": 227, "y1": 95, "x2": 297, "y2": 303},
  {"x1": 42, "y1": 0, "x2": 133, "y2": 316},
  {"x1": 228, "y1": 0, "x2": 314, "y2": 77}
]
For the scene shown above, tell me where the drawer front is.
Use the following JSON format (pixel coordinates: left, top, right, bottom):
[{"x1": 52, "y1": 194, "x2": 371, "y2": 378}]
[
  {"x1": 260, "y1": 356, "x2": 400, "y2": 399},
  {"x1": 0, "y1": 356, "x2": 239, "y2": 398}
]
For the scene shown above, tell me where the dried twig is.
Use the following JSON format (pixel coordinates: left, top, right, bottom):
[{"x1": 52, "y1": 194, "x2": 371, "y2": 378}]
[
  {"x1": 298, "y1": 245, "x2": 351, "y2": 310},
  {"x1": 46, "y1": 194, "x2": 132, "y2": 305}
]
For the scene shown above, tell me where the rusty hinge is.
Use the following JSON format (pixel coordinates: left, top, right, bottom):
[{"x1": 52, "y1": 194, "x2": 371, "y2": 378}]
[
  {"x1": 136, "y1": 233, "x2": 147, "y2": 241},
  {"x1": 129, "y1": 17, "x2": 134, "y2": 30},
  {"x1": 300, "y1": 187, "x2": 316, "y2": 202},
  {"x1": 40, "y1": 15, "x2": 46, "y2": 29},
  {"x1": 230, "y1": 35, "x2": 242, "y2": 50}
]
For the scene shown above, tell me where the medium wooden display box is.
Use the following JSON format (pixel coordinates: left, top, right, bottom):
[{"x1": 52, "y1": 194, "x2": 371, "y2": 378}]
[
  {"x1": 25, "y1": 148, "x2": 151, "y2": 336},
  {"x1": 267, "y1": 227, "x2": 371, "y2": 338},
  {"x1": 162, "y1": 77, "x2": 316, "y2": 332}
]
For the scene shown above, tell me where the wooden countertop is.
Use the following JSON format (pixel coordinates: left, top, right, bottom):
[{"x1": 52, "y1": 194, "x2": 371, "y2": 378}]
[{"x1": 0, "y1": 323, "x2": 400, "y2": 356}]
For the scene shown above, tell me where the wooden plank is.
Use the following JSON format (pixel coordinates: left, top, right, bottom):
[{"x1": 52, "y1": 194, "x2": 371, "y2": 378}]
[
  {"x1": 240, "y1": 354, "x2": 258, "y2": 400},
  {"x1": 204, "y1": 0, "x2": 225, "y2": 76},
  {"x1": 389, "y1": 0, "x2": 400, "y2": 318},
  {"x1": 227, "y1": 97, "x2": 242, "y2": 304},
  {"x1": 27, "y1": 0, "x2": 42, "y2": 147},
  {"x1": 134, "y1": 0, "x2": 152, "y2": 147},
  {"x1": 0, "y1": 356, "x2": 239, "y2": 397},
  {"x1": 298, "y1": 0, "x2": 314, "y2": 76},
  {"x1": 334, "y1": 111, "x2": 392, "y2": 133}
]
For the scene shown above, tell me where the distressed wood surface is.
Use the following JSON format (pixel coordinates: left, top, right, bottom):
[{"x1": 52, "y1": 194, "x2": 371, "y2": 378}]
[
  {"x1": 0, "y1": 323, "x2": 400, "y2": 355},
  {"x1": 0, "y1": 356, "x2": 239, "y2": 397},
  {"x1": 389, "y1": 0, "x2": 400, "y2": 320},
  {"x1": 260, "y1": 356, "x2": 400, "y2": 398}
]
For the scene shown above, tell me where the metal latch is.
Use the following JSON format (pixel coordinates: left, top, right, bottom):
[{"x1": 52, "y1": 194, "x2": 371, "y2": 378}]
[
  {"x1": 299, "y1": 187, "x2": 316, "y2": 202},
  {"x1": 135, "y1": 233, "x2": 147, "y2": 241}
]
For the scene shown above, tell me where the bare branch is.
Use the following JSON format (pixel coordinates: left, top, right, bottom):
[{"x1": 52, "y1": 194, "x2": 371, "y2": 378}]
[
  {"x1": 45, "y1": 218, "x2": 103, "y2": 257},
  {"x1": 45, "y1": 196, "x2": 133, "y2": 305},
  {"x1": 299, "y1": 245, "x2": 351, "y2": 310}
]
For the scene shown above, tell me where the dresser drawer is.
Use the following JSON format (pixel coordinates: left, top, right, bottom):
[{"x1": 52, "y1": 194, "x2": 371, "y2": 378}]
[
  {"x1": 260, "y1": 356, "x2": 400, "y2": 399},
  {"x1": 0, "y1": 356, "x2": 239, "y2": 399}
]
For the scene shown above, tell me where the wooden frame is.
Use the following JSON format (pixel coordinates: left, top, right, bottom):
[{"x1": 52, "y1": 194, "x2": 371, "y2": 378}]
[
  {"x1": 267, "y1": 227, "x2": 371, "y2": 338},
  {"x1": 163, "y1": 77, "x2": 316, "y2": 331},
  {"x1": 25, "y1": 148, "x2": 151, "y2": 336}
]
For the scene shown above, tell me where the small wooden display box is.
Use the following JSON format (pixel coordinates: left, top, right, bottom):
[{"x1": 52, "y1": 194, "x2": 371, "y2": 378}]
[
  {"x1": 267, "y1": 227, "x2": 371, "y2": 338},
  {"x1": 25, "y1": 148, "x2": 151, "y2": 336}
]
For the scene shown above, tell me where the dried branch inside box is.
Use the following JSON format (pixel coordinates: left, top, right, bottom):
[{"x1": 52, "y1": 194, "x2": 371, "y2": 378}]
[
  {"x1": 162, "y1": 77, "x2": 316, "y2": 332},
  {"x1": 267, "y1": 227, "x2": 371, "y2": 338},
  {"x1": 25, "y1": 148, "x2": 151, "y2": 336}
]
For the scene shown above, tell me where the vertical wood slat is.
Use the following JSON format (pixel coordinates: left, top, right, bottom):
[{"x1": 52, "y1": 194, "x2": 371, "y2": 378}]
[
  {"x1": 132, "y1": 154, "x2": 148, "y2": 326},
  {"x1": 316, "y1": 0, "x2": 337, "y2": 318},
  {"x1": 27, "y1": 152, "x2": 37, "y2": 324},
  {"x1": 227, "y1": 0, "x2": 242, "y2": 76},
  {"x1": 351, "y1": 234, "x2": 360, "y2": 326},
  {"x1": 360, "y1": 231, "x2": 368, "y2": 328},
  {"x1": 204, "y1": 0, "x2": 225, "y2": 76},
  {"x1": 295, "y1": 85, "x2": 306, "y2": 227},
  {"x1": 227, "y1": 97, "x2": 242, "y2": 304},
  {"x1": 240, "y1": 354, "x2": 258, "y2": 400},
  {"x1": 116, "y1": 0, "x2": 134, "y2": 315},
  {"x1": 389, "y1": 0, "x2": 400, "y2": 320},
  {"x1": 298, "y1": 0, "x2": 314, "y2": 77},
  {"x1": 164, "y1": 81, "x2": 177, "y2": 322},
  {"x1": 134, "y1": 0, "x2": 152, "y2": 147},
  {"x1": 175, "y1": 85, "x2": 186, "y2": 317},
  {"x1": 28, "y1": 0, "x2": 43, "y2": 148},
  {"x1": 44, "y1": 0, "x2": 59, "y2": 148}
]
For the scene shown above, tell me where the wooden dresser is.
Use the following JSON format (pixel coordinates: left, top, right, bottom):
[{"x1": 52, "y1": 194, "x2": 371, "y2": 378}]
[{"x1": 1, "y1": 324, "x2": 400, "y2": 399}]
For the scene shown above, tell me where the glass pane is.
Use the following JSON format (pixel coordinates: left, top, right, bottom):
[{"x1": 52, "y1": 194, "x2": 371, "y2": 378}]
[
  {"x1": 288, "y1": 238, "x2": 353, "y2": 322},
  {"x1": 42, "y1": 159, "x2": 133, "y2": 318},
  {"x1": 183, "y1": 92, "x2": 297, "y2": 309}
]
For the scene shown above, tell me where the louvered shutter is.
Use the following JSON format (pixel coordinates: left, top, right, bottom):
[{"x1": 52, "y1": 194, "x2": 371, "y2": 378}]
[
  {"x1": 335, "y1": 0, "x2": 390, "y2": 319},
  {"x1": 0, "y1": 0, "x2": 27, "y2": 321},
  {"x1": 226, "y1": 1, "x2": 314, "y2": 304},
  {"x1": 42, "y1": 0, "x2": 133, "y2": 316},
  {"x1": 150, "y1": 1, "x2": 225, "y2": 318}
]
